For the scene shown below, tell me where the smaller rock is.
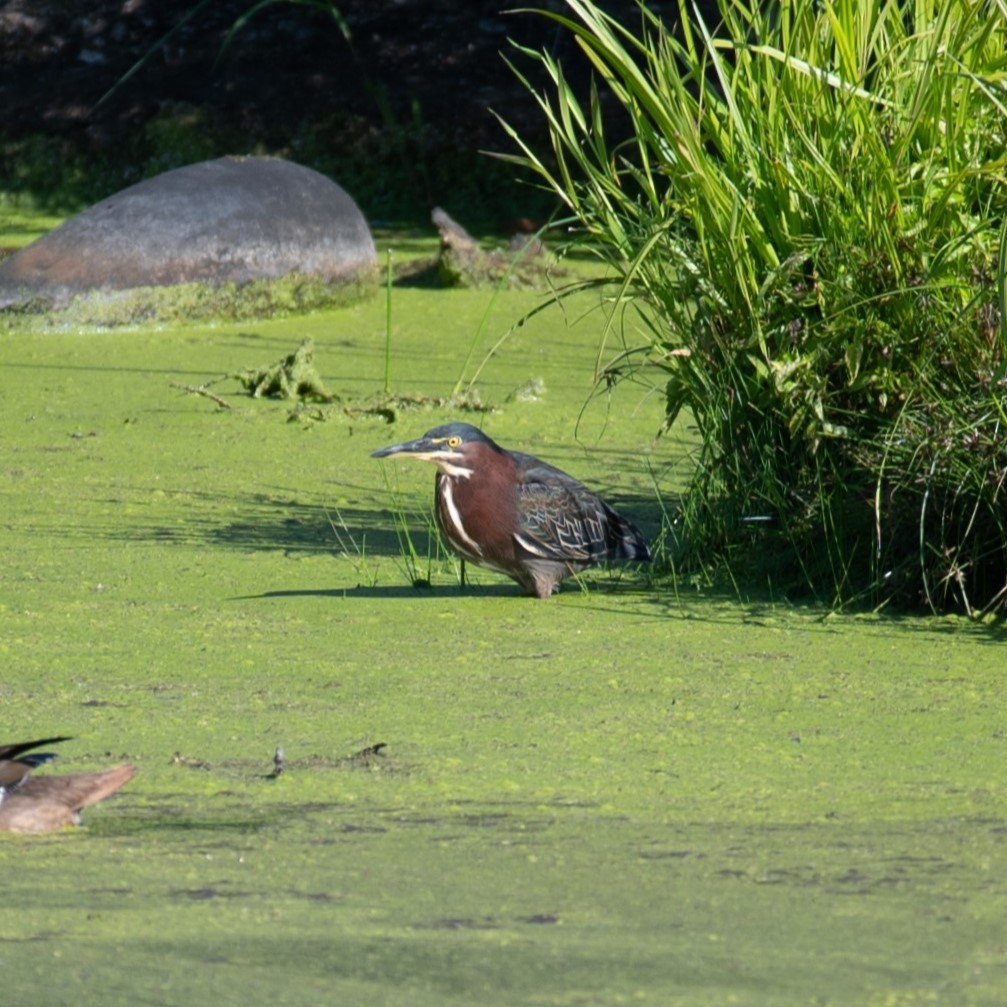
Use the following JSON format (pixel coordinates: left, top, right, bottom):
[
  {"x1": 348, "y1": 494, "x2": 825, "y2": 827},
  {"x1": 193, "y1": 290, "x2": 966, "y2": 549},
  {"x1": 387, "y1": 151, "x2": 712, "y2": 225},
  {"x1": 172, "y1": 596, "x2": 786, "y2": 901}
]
[{"x1": 431, "y1": 206, "x2": 558, "y2": 288}]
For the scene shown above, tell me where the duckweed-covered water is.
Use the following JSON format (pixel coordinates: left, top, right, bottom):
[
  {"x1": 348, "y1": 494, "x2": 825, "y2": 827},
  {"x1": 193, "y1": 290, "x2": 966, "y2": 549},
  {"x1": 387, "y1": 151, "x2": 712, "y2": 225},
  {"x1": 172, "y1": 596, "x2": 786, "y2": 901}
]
[{"x1": 1, "y1": 271, "x2": 1005, "y2": 1006}]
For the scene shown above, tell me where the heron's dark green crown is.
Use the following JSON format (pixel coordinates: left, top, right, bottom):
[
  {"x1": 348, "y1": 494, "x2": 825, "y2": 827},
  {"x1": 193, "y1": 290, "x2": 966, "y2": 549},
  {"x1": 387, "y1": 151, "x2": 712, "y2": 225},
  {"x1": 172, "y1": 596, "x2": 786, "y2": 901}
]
[{"x1": 421, "y1": 422, "x2": 497, "y2": 447}]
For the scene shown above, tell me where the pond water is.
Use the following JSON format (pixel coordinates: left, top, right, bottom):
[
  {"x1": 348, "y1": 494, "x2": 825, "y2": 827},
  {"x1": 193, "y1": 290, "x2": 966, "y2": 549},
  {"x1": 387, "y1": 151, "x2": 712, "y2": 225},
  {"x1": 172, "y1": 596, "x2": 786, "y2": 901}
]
[{"x1": 0, "y1": 270, "x2": 1004, "y2": 1005}]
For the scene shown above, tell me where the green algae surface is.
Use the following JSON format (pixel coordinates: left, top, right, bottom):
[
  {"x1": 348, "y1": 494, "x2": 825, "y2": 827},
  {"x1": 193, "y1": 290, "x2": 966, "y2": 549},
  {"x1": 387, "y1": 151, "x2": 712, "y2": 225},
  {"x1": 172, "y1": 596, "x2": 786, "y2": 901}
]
[{"x1": 1, "y1": 276, "x2": 1006, "y2": 1006}]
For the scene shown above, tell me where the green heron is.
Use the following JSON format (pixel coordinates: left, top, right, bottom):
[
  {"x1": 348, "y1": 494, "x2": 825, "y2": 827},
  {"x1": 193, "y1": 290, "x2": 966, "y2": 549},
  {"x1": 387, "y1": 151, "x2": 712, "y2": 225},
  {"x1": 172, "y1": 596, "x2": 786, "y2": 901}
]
[
  {"x1": 371, "y1": 422, "x2": 650, "y2": 598},
  {"x1": 0, "y1": 763, "x2": 136, "y2": 834},
  {"x1": 0, "y1": 735, "x2": 71, "y2": 789}
]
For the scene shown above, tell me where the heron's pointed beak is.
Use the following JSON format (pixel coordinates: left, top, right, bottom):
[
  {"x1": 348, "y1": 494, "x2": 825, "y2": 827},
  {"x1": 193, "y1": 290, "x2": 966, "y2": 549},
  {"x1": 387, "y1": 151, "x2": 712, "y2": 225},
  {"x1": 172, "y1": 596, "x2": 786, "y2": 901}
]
[{"x1": 370, "y1": 435, "x2": 434, "y2": 460}]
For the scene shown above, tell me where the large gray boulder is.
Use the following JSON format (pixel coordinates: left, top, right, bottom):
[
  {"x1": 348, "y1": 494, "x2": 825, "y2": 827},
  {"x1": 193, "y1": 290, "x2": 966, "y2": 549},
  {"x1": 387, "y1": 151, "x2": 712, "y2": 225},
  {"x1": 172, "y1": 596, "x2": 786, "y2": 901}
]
[{"x1": 0, "y1": 156, "x2": 377, "y2": 320}]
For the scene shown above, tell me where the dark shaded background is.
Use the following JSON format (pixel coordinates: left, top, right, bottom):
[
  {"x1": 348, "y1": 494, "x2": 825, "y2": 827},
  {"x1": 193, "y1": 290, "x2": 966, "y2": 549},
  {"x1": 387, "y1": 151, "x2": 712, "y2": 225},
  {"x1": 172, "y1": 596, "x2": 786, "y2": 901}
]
[{"x1": 0, "y1": 1, "x2": 703, "y2": 227}]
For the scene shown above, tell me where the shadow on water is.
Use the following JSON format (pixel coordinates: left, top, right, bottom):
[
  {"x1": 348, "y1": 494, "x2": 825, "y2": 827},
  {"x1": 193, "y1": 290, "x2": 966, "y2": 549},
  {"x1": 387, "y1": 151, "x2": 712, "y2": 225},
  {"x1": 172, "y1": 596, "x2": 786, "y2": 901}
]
[
  {"x1": 239, "y1": 584, "x2": 521, "y2": 601},
  {"x1": 45, "y1": 456, "x2": 1006, "y2": 635},
  {"x1": 60, "y1": 481, "x2": 667, "y2": 561},
  {"x1": 40, "y1": 482, "x2": 1007, "y2": 635},
  {"x1": 53, "y1": 485, "x2": 406, "y2": 556},
  {"x1": 59, "y1": 481, "x2": 1006, "y2": 636}
]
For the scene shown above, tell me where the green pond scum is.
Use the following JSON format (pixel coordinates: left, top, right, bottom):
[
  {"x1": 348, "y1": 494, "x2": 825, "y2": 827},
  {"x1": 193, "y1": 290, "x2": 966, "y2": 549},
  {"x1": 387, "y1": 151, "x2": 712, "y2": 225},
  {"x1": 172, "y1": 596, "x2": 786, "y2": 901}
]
[{"x1": 1, "y1": 253, "x2": 1006, "y2": 1005}]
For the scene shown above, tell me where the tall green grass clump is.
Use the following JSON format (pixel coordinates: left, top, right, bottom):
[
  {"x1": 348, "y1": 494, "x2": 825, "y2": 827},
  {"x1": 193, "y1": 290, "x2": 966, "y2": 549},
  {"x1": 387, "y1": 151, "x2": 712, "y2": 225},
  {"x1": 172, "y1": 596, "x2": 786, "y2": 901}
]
[{"x1": 499, "y1": 0, "x2": 1007, "y2": 614}]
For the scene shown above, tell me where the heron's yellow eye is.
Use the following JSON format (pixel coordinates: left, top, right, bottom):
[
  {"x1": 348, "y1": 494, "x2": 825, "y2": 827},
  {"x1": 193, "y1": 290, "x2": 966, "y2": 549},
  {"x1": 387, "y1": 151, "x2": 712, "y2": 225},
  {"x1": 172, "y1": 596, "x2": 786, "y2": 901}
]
[{"x1": 447, "y1": 436, "x2": 462, "y2": 449}]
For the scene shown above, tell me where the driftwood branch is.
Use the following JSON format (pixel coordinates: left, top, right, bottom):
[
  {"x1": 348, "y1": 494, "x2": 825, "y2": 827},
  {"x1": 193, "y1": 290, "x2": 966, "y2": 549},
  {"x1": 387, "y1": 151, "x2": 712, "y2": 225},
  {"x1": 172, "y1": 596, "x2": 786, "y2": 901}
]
[{"x1": 170, "y1": 381, "x2": 233, "y2": 410}]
